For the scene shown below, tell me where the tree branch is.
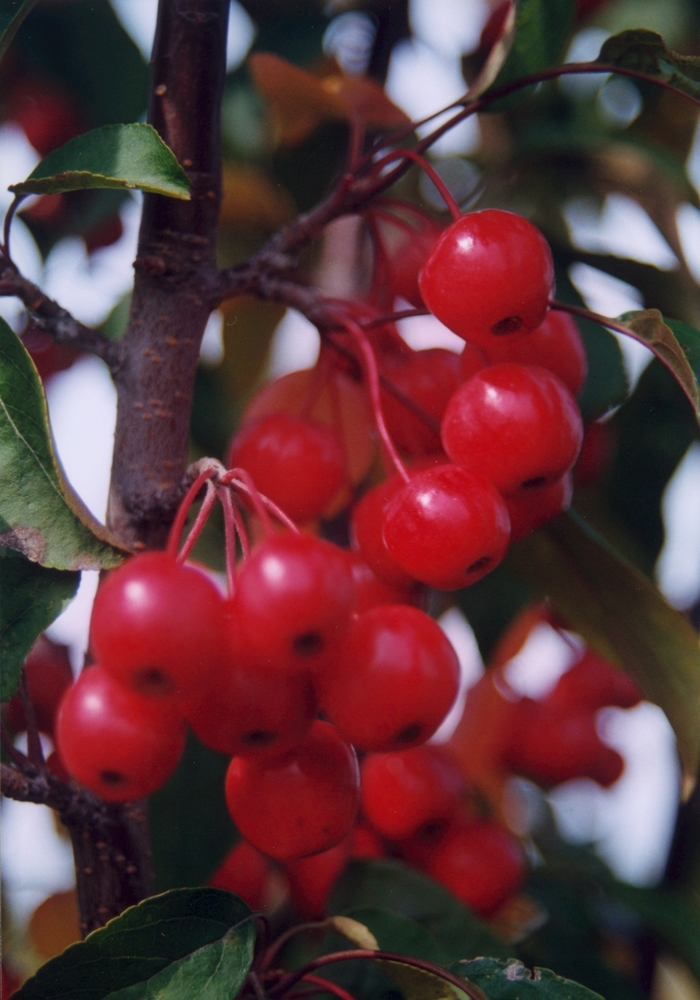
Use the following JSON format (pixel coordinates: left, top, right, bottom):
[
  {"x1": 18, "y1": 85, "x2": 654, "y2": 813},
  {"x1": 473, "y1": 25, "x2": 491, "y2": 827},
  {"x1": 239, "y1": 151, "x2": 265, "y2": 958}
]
[{"x1": 0, "y1": 261, "x2": 121, "y2": 367}]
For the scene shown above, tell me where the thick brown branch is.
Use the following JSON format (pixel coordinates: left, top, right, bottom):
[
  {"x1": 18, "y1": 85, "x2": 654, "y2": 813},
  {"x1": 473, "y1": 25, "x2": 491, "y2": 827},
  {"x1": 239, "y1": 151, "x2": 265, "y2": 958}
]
[
  {"x1": 107, "y1": 0, "x2": 229, "y2": 549},
  {"x1": 0, "y1": 262, "x2": 120, "y2": 367}
]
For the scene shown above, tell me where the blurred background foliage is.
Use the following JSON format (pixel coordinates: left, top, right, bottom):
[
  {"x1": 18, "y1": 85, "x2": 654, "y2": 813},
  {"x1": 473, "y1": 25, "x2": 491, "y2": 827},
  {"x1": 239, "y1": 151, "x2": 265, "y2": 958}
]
[{"x1": 2, "y1": 1, "x2": 700, "y2": 997}]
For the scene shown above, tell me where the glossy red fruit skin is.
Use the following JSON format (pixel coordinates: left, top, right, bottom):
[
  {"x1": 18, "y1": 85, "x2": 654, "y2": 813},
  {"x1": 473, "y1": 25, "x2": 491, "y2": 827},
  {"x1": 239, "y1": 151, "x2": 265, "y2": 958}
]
[
  {"x1": 4, "y1": 635, "x2": 73, "y2": 737},
  {"x1": 441, "y1": 363, "x2": 584, "y2": 497},
  {"x1": 506, "y1": 472, "x2": 573, "y2": 542},
  {"x1": 230, "y1": 533, "x2": 354, "y2": 674},
  {"x1": 346, "y1": 551, "x2": 419, "y2": 613},
  {"x1": 56, "y1": 665, "x2": 186, "y2": 802},
  {"x1": 418, "y1": 210, "x2": 554, "y2": 346},
  {"x1": 478, "y1": 311, "x2": 587, "y2": 398},
  {"x1": 186, "y1": 639, "x2": 316, "y2": 759},
  {"x1": 380, "y1": 348, "x2": 463, "y2": 456},
  {"x1": 90, "y1": 552, "x2": 227, "y2": 702},
  {"x1": 228, "y1": 412, "x2": 346, "y2": 523},
  {"x1": 224, "y1": 721, "x2": 360, "y2": 861},
  {"x1": 503, "y1": 698, "x2": 625, "y2": 788},
  {"x1": 208, "y1": 840, "x2": 271, "y2": 911},
  {"x1": 426, "y1": 819, "x2": 526, "y2": 917},
  {"x1": 351, "y1": 477, "x2": 416, "y2": 587},
  {"x1": 360, "y1": 745, "x2": 463, "y2": 839},
  {"x1": 382, "y1": 464, "x2": 511, "y2": 590},
  {"x1": 317, "y1": 605, "x2": 460, "y2": 752}
]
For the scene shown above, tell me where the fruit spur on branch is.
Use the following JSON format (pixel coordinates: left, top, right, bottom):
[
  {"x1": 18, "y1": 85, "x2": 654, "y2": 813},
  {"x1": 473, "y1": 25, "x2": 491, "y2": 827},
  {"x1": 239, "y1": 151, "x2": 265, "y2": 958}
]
[{"x1": 45, "y1": 139, "x2": 641, "y2": 925}]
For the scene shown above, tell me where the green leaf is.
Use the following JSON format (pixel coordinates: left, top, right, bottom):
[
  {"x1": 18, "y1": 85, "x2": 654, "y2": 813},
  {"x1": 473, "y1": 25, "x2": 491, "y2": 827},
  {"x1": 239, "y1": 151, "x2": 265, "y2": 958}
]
[
  {"x1": 9, "y1": 123, "x2": 190, "y2": 200},
  {"x1": 617, "y1": 310, "x2": 700, "y2": 419},
  {"x1": 14, "y1": 888, "x2": 256, "y2": 1000},
  {"x1": 511, "y1": 511, "x2": 700, "y2": 782},
  {"x1": 485, "y1": 0, "x2": 577, "y2": 108},
  {"x1": 599, "y1": 29, "x2": 700, "y2": 103},
  {"x1": 0, "y1": 549, "x2": 79, "y2": 701},
  {"x1": 0, "y1": 0, "x2": 39, "y2": 63},
  {"x1": 0, "y1": 319, "x2": 126, "y2": 570},
  {"x1": 449, "y1": 958, "x2": 603, "y2": 1000},
  {"x1": 330, "y1": 860, "x2": 510, "y2": 962},
  {"x1": 379, "y1": 959, "x2": 472, "y2": 1000}
]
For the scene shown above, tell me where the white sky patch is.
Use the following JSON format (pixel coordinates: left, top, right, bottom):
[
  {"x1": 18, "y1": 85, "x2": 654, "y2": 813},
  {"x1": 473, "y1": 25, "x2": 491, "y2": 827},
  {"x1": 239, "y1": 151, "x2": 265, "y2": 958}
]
[
  {"x1": 656, "y1": 441, "x2": 700, "y2": 611},
  {"x1": 267, "y1": 308, "x2": 320, "y2": 378},
  {"x1": 385, "y1": 39, "x2": 479, "y2": 157},
  {"x1": 396, "y1": 310, "x2": 466, "y2": 353},
  {"x1": 564, "y1": 193, "x2": 679, "y2": 270},
  {"x1": 560, "y1": 27, "x2": 610, "y2": 98},
  {"x1": 503, "y1": 623, "x2": 579, "y2": 700},
  {"x1": 688, "y1": 116, "x2": 700, "y2": 195},
  {"x1": 409, "y1": 0, "x2": 488, "y2": 59},
  {"x1": 676, "y1": 202, "x2": 700, "y2": 284},
  {"x1": 200, "y1": 309, "x2": 225, "y2": 366},
  {"x1": 110, "y1": 0, "x2": 256, "y2": 71}
]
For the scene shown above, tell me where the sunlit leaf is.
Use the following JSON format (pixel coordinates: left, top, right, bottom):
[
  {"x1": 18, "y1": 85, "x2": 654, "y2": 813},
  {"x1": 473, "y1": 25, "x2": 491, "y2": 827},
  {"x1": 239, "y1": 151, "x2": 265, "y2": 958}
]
[
  {"x1": 511, "y1": 511, "x2": 700, "y2": 783},
  {"x1": 0, "y1": 319, "x2": 126, "y2": 570},
  {"x1": 449, "y1": 958, "x2": 603, "y2": 1000},
  {"x1": 0, "y1": 0, "x2": 39, "y2": 63},
  {"x1": 14, "y1": 888, "x2": 256, "y2": 1000},
  {"x1": 0, "y1": 549, "x2": 78, "y2": 701},
  {"x1": 9, "y1": 123, "x2": 190, "y2": 199},
  {"x1": 599, "y1": 30, "x2": 700, "y2": 103}
]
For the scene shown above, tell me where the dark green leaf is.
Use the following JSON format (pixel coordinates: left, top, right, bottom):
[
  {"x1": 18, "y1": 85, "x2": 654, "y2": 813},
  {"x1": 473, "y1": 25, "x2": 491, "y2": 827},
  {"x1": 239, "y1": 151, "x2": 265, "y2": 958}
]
[
  {"x1": 0, "y1": 318, "x2": 126, "y2": 570},
  {"x1": 0, "y1": 0, "x2": 39, "y2": 62},
  {"x1": 599, "y1": 30, "x2": 700, "y2": 103},
  {"x1": 0, "y1": 549, "x2": 78, "y2": 700},
  {"x1": 379, "y1": 959, "x2": 472, "y2": 1000},
  {"x1": 341, "y1": 907, "x2": 448, "y2": 964},
  {"x1": 511, "y1": 511, "x2": 700, "y2": 781},
  {"x1": 330, "y1": 860, "x2": 510, "y2": 962},
  {"x1": 14, "y1": 888, "x2": 256, "y2": 1000},
  {"x1": 618, "y1": 310, "x2": 700, "y2": 419},
  {"x1": 485, "y1": 0, "x2": 577, "y2": 108},
  {"x1": 9, "y1": 124, "x2": 190, "y2": 200},
  {"x1": 612, "y1": 885, "x2": 700, "y2": 983},
  {"x1": 449, "y1": 958, "x2": 603, "y2": 1000}
]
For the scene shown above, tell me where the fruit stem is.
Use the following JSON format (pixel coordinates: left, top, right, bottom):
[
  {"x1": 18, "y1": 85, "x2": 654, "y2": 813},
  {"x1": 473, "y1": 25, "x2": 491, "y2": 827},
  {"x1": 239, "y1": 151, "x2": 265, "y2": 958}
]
[
  {"x1": 338, "y1": 316, "x2": 410, "y2": 484},
  {"x1": 166, "y1": 466, "x2": 219, "y2": 559},
  {"x1": 298, "y1": 974, "x2": 359, "y2": 1000},
  {"x1": 370, "y1": 149, "x2": 461, "y2": 222},
  {"x1": 176, "y1": 479, "x2": 218, "y2": 564},
  {"x1": 218, "y1": 483, "x2": 246, "y2": 593}
]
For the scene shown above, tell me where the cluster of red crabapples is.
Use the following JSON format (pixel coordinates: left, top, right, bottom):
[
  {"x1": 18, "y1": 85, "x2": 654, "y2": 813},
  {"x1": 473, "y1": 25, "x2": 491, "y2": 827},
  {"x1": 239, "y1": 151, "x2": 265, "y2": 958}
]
[{"x1": 49, "y1": 202, "x2": 606, "y2": 921}]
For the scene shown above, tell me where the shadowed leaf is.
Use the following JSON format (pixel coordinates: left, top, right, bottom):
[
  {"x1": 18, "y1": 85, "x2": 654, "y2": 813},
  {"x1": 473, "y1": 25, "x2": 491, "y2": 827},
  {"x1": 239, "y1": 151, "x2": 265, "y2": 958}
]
[
  {"x1": 14, "y1": 888, "x2": 256, "y2": 1000},
  {"x1": 619, "y1": 310, "x2": 700, "y2": 417},
  {"x1": 0, "y1": 0, "x2": 39, "y2": 62},
  {"x1": 599, "y1": 30, "x2": 700, "y2": 103},
  {"x1": 449, "y1": 958, "x2": 603, "y2": 1000}
]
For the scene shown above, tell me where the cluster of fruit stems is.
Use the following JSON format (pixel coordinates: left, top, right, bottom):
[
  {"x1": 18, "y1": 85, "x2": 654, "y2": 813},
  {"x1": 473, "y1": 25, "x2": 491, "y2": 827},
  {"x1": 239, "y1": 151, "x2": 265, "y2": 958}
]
[{"x1": 2, "y1": 0, "x2": 700, "y2": 938}]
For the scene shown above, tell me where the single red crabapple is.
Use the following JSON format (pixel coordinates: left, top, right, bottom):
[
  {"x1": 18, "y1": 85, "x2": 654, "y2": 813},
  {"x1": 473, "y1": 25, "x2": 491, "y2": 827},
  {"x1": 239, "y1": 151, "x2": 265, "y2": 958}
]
[
  {"x1": 351, "y1": 476, "x2": 417, "y2": 587},
  {"x1": 383, "y1": 217, "x2": 442, "y2": 308},
  {"x1": 56, "y1": 665, "x2": 186, "y2": 802},
  {"x1": 503, "y1": 698, "x2": 625, "y2": 787},
  {"x1": 317, "y1": 604, "x2": 460, "y2": 752},
  {"x1": 4, "y1": 635, "x2": 73, "y2": 737},
  {"x1": 380, "y1": 348, "x2": 463, "y2": 456},
  {"x1": 90, "y1": 551, "x2": 227, "y2": 702},
  {"x1": 224, "y1": 720, "x2": 360, "y2": 861},
  {"x1": 227, "y1": 412, "x2": 346, "y2": 523},
  {"x1": 548, "y1": 650, "x2": 641, "y2": 712},
  {"x1": 351, "y1": 822, "x2": 385, "y2": 859},
  {"x1": 477, "y1": 310, "x2": 588, "y2": 397},
  {"x1": 360, "y1": 745, "x2": 464, "y2": 839},
  {"x1": 285, "y1": 837, "x2": 351, "y2": 918},
  {"x1": 345, "y1": 550, "x2": 419, "y2": 612},
  {"x1": 382, "y1": 464, "x2": 511, "y2": 589},
  {"x1": 505, "y1": 472, "x2": 573, "y2": 541},
  {"x1": 418, "y1": 209, "x2": 554, "y2": 346},
  {"x1": 208, "y1": 840, "x2": 272, "y2": 911},
  {"x1": 441, "y1": 363, "x2": 583, "y2": 496},
  {"x1": 230, "y1": 532, "x2": 354, "y2": 674},
  {"x1": 574, "y1": 420, "x2": 617, "y2": 487},
  {"x1": 425, "y1": 819, "x2": 526, "y2": 917},
  {"x1": 186, "y1": 635, "x2": 317, "y2": 759}
]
